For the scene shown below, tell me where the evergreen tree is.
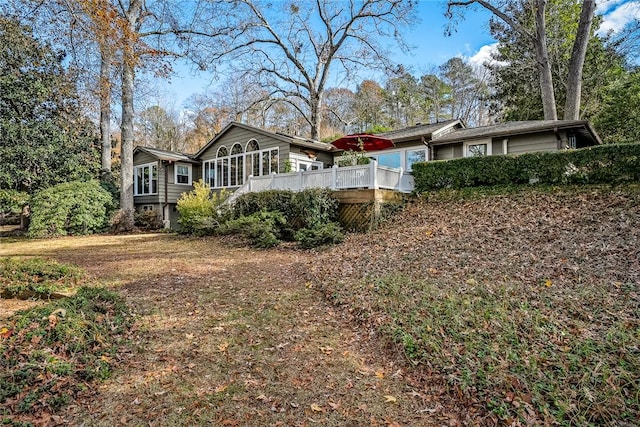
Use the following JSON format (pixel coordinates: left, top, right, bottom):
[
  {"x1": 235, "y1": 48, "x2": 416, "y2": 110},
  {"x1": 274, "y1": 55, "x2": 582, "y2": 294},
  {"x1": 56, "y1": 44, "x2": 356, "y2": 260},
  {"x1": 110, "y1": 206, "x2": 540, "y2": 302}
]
[{"x1": 0, "y1": 17, "x2": 99, "y2": 193}]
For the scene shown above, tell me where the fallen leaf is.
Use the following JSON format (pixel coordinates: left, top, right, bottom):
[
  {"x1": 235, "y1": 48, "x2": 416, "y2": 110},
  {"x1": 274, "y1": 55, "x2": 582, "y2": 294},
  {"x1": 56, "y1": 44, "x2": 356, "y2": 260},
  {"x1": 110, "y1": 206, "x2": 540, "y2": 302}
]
[
  {"x1": 328, "y1": 401, "x2": 340, "y2": 410},
  {"x1": 375, "y1": 370, "x2": 385, "y2": 379},
  {"x1": 319, "y1": 346, "x2": 333, "y2": 355},
  {"x1": 310, "y1": 403, "x2": 323, "y2": 412},
  {"x1": 384, "y1": 395, "x2": 397, "y2": 404},
  {"x1": 218, "y1": 342, "x2": 229, "y2": 352},
  {"x1": 544, "y1": 279, "x2": 553, "y2": 287}
]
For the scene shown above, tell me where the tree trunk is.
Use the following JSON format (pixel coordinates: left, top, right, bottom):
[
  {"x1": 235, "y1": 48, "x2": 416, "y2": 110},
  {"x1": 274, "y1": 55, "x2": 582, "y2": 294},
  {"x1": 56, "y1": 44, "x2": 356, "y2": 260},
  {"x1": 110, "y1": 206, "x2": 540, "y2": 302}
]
[
  {"x1": 309, "y1": 93, "x2": 322, "y2": 140},
  {"x1": 120, "y1": 60, "x2": 135, "y2": 215},
  {"x1": 564, "y1": 0, "x2": 595, "y2": 120},
  {"x1": 534, "y1": 0, "x2": 558, "y2": 120},
  {"x1": 119, "y1": 0, "x2": 142, "y2": 222},
  {"x1": 99, "y1": 48, "x2": 112, "y2": 176}
]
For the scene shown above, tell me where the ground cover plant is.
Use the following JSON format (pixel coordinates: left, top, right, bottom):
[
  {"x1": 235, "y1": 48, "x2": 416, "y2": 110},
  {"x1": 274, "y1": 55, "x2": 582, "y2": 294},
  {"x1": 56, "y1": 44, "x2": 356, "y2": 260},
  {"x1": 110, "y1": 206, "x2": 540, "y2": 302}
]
[
  {"x1": 0, "y1": 257, "x2": 81, "y2": 299},
  {"x1": 306, "y1": 184, "x2": 640, "y2": 425},
  {"x1": 0, "y1": 257, "x2": 134, "y2": 425}
]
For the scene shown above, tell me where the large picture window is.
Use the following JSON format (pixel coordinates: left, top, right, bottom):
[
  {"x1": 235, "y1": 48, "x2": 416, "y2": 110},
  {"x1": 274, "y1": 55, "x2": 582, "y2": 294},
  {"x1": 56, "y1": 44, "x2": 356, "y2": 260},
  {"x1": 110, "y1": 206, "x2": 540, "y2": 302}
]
[
  {"x1": 134, "y1": 163, "x2": 158, "y2": 195},
  {"x1": 202, "y1": 141, "x2": 278, "y2": 188}
]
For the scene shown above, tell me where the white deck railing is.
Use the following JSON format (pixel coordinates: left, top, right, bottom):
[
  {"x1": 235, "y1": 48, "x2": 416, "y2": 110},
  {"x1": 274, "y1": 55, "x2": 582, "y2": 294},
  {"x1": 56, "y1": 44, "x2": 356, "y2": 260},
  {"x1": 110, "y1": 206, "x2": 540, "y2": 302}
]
[{"x1": 224, "y1": 160, "x2": 414, "y2": 205}]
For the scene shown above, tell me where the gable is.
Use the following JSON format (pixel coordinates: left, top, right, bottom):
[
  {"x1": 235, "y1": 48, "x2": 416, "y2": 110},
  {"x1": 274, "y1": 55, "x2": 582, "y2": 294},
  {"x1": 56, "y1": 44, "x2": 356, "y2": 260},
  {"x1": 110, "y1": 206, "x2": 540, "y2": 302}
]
[{"x1": 198, "y1": 125, "x2": 289, "y2": 162}]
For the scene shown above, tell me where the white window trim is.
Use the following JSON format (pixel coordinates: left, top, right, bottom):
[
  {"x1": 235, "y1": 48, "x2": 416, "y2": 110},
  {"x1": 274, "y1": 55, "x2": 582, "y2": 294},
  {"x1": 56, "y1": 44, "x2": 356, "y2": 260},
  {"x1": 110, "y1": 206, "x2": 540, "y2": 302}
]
[
  {"x1": 289, "y1": 153, "x2": 323, "y2": 172},
  {"x1": 174, "y1": 162, "x2": 193, "y2": 186},
  {"x1": 202, "y1": 146, "x2": 279, "y2": 189},
  {"x1": 134, "y1": 162, "x2": 158, "y2": 196},
  {"x1": 464, "y1": 140, "x2": 492, "y2": 158},
  {"x1": 346, "y1": 146, "x2": 427, "y2": 171}
]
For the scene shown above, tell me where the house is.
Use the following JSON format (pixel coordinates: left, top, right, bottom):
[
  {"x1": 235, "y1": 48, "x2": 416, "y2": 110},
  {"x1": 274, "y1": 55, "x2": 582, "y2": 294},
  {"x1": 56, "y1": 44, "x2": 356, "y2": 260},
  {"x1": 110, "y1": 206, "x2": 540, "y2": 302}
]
[
  {"x1": 428, "y1": 120, "x2": 602, "y2": 160},
  {"x1": 132, "y1": 146, "x2": 200, "y2": 228},
  {"x1": 133, "y1": 119, "x2": 602, "y2": 228},
  {"x1": 194, "y1": 121, "x2": 339, "y2": 190}
]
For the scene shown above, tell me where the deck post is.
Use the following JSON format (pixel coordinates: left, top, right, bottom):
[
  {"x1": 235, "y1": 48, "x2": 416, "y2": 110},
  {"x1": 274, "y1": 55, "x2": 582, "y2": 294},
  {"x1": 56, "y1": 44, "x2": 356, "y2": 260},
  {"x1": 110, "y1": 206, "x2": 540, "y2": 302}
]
[
  {"x1": 332, "y1": 165, "x2": 338, "y2": 190},
  {"x1": 298, "y1": 169, "x2": 303, "y2": 191},
  {"x1": 270, "y1": 172, "x2": 276, "y2": 189},
  {"x1": 398, "y1": 167, "x2": 403, "y2": 191},
  {"x1": 371, "y1": 160, "x2": 379, "y2": 190},
  {"x1": 248, "y1": 175, "x2": 253, "y2": 192}
]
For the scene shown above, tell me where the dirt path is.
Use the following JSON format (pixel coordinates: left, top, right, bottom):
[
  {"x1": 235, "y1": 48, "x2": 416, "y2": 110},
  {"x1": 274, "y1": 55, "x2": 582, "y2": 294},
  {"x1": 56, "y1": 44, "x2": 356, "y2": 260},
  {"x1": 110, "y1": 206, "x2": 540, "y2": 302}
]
[{"x1": 2, "y1": 234, "x2": 450, "y2": 426}]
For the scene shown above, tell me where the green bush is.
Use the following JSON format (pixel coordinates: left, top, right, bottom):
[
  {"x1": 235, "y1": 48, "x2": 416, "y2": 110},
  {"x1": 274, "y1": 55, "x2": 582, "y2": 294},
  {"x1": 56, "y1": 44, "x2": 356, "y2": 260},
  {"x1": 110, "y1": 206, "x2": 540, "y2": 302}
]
[
  {"x1": 176, "y1": 180, "x2": 229, "y2": 235},
  {"x1": 0, "y1": 189, "x2": 29, "y2": 225},
  {"x1": 295, "y1": 222, "x2": 344, "y2": 249},
  {"x1": 413, "y1": 144, "x2": 640, "y2": 192},
  {"x1": 231, "y1": 188, "x2": 339, "y2": 230},
  {"x1": 28, "y1": 180, "x2": 113, "y2": 238},
  {"x1": 221, "y1": 210, "x2": 286, "y2": 248}
]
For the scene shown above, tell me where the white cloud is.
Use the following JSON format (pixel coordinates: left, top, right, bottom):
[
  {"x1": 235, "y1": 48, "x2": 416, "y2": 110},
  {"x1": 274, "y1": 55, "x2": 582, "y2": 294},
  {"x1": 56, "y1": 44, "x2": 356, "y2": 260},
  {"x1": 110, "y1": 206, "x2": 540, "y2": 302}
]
[
  {"x1": 467, "y1": 43, "x2": 507, "y2": 67},
  {"x1": 598, "y1": 0, "x2": 640, "y2": 34}
]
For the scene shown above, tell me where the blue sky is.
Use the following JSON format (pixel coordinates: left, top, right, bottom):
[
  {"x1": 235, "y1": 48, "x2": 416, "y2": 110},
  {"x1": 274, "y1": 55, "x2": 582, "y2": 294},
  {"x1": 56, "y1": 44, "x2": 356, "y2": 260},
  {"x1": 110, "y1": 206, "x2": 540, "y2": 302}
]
[{"x1": 152, "y1": 0, "x2": 639, "y2": 109}]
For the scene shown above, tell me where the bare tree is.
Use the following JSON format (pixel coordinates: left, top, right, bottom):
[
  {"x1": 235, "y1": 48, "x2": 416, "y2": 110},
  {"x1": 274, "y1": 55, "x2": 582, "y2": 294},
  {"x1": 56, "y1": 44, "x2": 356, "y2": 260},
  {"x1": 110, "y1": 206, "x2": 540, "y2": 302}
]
[
  {"x1": 203, "y1": 0, "x2": 416, "y2": 140},
  {"x1": 447, "y1": 0, "x2": 596, "y2": 121}
]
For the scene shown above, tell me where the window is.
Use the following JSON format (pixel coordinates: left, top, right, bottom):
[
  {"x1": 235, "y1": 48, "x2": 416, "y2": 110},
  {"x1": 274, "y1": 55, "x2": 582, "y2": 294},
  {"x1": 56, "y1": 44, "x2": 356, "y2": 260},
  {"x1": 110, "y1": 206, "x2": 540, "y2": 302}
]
[
  {"x1": 202, "y1": 141, "x2": 278, "y2": 188},
  {"x1": 377, "y1": 152, "x2": 401, "y2": 168},
  {"x1": 134, "y1": 163, "x2": 157, "y2": 195},
  {"x1": 175, "y1": 163, "x2": 192, "y2": 185},
  {"x1": 467, "y1": 144, "x2": 487, "y2": 157},
  {"x1": 406, "y1": 149, "x2": 427, "y2": 171},
  {"x1": 464, "y1": 141, "x2": 491, "y2": 157}
]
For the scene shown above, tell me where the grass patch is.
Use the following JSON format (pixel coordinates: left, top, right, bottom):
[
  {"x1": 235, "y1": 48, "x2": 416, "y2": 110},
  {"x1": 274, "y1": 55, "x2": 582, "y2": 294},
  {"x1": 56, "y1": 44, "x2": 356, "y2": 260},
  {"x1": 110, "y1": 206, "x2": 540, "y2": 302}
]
[
  {"x1": 0, "y1": 257, "x2": 82, "y2": 299},
  {"x1": 327, "y1": 274, "x2": 640, "y2": 424},
  {"x1": 1, "y1": 286, "x2": 134, "y2": 420}
]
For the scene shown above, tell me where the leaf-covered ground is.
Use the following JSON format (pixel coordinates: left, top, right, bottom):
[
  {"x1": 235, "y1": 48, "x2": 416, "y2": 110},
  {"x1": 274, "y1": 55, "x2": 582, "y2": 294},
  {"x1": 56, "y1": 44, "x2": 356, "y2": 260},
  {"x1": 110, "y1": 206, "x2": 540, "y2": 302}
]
[
  {"x1": 1, "y1": 235, "x2": 456, "y2": 426},
  {"x1": 304, "y1": 185, "x2": 640, "y2": 424},
  {"x1": 1, "y1": 184, "x2": 638, "y2": 425}
]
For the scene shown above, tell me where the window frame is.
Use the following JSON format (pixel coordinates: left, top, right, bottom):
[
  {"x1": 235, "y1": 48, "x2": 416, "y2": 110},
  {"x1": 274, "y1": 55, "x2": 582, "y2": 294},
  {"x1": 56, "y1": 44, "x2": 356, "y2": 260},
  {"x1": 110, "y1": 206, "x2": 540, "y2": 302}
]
[
  {"x1": 464, "y1": 140, "x2": 492, "y2": 158},
  {"x1": 202, "y1": 142, "x2": 279, "y2": 189},
  {"x1": 134, "y1": 162, "x2": 158, "y2": 196},
  {"x1": 174, "y1": 162, "x2": 192, "y2": 185}
]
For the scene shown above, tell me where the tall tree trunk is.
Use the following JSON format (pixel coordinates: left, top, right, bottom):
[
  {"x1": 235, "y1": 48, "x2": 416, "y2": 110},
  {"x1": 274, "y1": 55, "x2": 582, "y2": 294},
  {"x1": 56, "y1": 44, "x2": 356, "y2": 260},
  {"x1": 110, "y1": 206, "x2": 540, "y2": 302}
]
[
  {"x1": 534, "y1": 0, "x2": 558, "y2": 120},
  {"x1": 309, "y1": 93, "x2": 322, "y2": 140},
  {"x1": 120, "y1": 60, "x2": 135, "y2": 214},
  {"x1": 564, "y1": 0, "x2": 595, "y2": 120},
  {"x1": 119, "y1": 0, "x2": 142, "y2": 222},
  {"x1": 99, "y1": 48, "x2": 112, "y2": 177}
]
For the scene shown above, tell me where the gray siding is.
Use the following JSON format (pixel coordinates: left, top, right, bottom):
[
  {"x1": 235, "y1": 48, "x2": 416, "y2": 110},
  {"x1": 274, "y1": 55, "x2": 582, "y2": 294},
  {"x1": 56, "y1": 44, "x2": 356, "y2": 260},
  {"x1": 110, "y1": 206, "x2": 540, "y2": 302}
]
[
  {"x1": 200, "y1": 127, "x2": 286, "y2": 164},
  {"x1": 290, "y1": 145, "x2": 333, "y2": 167},
  {"x1": 507, "y1": 131, "x2": 559, "y2": 154},
  {"x1": 164, "y1": 162, "x2": 194, "y2": 203}
]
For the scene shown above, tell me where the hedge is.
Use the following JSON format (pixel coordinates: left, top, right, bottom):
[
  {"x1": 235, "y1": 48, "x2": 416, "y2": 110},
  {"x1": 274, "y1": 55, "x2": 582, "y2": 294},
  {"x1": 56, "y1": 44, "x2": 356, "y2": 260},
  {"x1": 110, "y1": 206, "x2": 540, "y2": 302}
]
[{"x1": 412, "y1": 143, "x2": 640, "y2": 192}]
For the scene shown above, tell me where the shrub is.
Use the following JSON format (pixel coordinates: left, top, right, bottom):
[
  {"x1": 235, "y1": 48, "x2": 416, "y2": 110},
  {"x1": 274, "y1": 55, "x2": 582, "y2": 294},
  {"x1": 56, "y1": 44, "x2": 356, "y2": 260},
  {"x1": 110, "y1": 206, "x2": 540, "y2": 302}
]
[
  {"x1": 176, "y1": 180, "x2": 229, "y2": 235},
  {"x1": 109, "y1": 209, "x2": 136, "y2": 233},
  {"x1": 135, "y1": 210, "x2": 164, "y2": 230},
  {"x1": 412, "y1": 144, "x2": 640, "y2": 192},
  {"x1": 221, "y1": 210, "x2": 286, "y2": 248},
  {"x1": 231, "y1": 188, "x2": 339, "y2": 230},
  {"x1": 295, "y1": 222, "x2": 344, "y2": 249},
  {"x1": 28, "y1": 180, "x2": 113, "y2": 238}
]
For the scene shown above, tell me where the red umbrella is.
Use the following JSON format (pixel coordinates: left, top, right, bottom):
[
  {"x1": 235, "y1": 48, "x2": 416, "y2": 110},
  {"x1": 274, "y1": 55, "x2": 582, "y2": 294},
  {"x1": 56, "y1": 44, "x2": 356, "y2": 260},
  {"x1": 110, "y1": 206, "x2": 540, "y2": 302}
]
[{"x1": 331, "y1": 134, "x2": 395, "y2": 152}]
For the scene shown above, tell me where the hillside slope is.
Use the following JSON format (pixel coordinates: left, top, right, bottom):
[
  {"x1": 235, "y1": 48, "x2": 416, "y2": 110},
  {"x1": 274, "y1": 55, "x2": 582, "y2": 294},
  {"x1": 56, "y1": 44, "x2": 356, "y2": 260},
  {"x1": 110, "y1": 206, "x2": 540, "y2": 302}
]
[{"x1": 305, "y1": 185, "x2": 640, "y2": 425}]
